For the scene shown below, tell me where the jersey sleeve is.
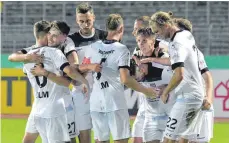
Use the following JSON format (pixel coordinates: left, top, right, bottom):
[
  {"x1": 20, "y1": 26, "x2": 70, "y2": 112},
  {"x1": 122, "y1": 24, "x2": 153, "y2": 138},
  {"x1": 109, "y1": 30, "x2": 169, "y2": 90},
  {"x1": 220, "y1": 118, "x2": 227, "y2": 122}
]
[
  {"x1": 197, "y1": 49, "x2": 209, "y2": 74},
  {"x1": 50, "y1": 49, "x2": 70, "y2": 72},
  {"x1": 63, "y1": 37, "x2": 76, "y2": 57},
  {"x1": 118, "y1": 47, "x2": 131, "y2": 70},
  {"x1": 169, "y1": 42, "x2": 187, "y2": 70},
  {"x1": 21, "y1": 46, "x2": 33, "y2": 54}
]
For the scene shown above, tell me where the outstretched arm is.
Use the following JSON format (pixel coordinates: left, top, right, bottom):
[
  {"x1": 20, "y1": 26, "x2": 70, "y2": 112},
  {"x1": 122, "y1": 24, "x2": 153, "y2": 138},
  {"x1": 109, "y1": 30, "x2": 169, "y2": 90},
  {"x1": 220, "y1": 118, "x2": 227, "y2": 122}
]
[{"x1": 8, "y1": 50, "x2": 43, "y2": 63}]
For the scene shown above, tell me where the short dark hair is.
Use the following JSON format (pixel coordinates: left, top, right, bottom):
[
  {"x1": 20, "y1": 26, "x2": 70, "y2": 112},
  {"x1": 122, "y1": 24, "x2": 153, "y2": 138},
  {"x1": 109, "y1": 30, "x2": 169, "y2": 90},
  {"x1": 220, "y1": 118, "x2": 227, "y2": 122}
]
[
  {"x1": 50, "y1": 21, "x2": 70, "y2": 35},
  {"x1": 106, "y1": 14, "x2": 123, "y2": 31},
  {"x1": 136, "y1": 28, "x2": 155, "y2": 38},
  {"x1": 76, "y1": 2, "x2": 94, "y2": 14},
  {"x1": 34, "y1": 20, "x2": 50, "y2": 39}
]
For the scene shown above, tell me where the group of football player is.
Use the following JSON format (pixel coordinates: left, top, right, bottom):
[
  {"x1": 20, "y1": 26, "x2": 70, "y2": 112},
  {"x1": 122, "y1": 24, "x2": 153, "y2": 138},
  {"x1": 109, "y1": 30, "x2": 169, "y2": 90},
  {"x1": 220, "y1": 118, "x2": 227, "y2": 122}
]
[{"x1": 8, "y1": 2, "x2": 214, "y2": 143}]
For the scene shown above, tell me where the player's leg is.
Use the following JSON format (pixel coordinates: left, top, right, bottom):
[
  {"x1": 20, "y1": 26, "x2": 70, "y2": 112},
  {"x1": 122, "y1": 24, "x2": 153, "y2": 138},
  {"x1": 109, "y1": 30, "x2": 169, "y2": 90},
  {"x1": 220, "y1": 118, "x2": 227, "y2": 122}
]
[
  {"x1": 108, "y1": 110, "x2": 131, "y2": 143},
  {"x1": 131, "y1": 111, "x2": 144, "y2": 143},
  {"x1": 64, "y1": 96, "x2": 79, "y2": 143},
  {"x1": 163, "y1": 96, "x2": 203, "y2": 143},
  {"x1": 45, "y1": 115, "x2": 71, "y2": 143},
  {"x1": 72, "y1": 90, "x2": 92, "y2": 143},
  {"x1": 143, "y1": 116, "x2": 167, "y2": 143},
  {"x1": 23, "y1": 114, "x2": 39, "y2": 143},
  {"x1": 78, "y1": 129, "x2": 91, "y2": 143},
  {"x1": 23, "y1": 133, "x2": 39, "y2": 143},
  {"x1": 91, "y1": 111, "x2": 110, "y2": 142},
  {"x1": 189, "y1": 107, "x2": 214, "y2": 143}
]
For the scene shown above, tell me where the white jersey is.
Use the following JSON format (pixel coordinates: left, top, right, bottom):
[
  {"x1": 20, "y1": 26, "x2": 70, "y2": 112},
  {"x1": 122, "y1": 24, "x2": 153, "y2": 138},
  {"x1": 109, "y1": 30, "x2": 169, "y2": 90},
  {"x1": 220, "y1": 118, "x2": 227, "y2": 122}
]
[
  {"x1": 84, "y1": 40, "x2": 130, "y2": 112},
  {"x1": 197, "y1": 49, "x2": 209, "y2": 74},
  {"x1": 143, "y1": 66, "x2": 175, "y2": 118},
  {"x1": 168, "y1": 30, "x2": 204, "y2": 99},
  {"x1": 23, "y1": 46, "x2": 70, "y2": 118},
  {"x1": 63, "y1": 37, "x2": 94, "y2": 89}
]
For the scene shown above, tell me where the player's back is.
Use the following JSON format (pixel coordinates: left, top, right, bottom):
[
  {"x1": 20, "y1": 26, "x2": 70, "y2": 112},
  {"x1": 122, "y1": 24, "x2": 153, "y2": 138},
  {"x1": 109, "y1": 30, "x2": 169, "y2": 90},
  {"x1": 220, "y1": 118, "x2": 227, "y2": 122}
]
[
  {"x1": 24, "y1": 46, "x2": 70, "y2": 118},
  {"x1": 85, "y1": 40, "x2": 130, "y2": 112},
  {"x1": 169, "y1": 30, "x2": 204, "y2": 99}
]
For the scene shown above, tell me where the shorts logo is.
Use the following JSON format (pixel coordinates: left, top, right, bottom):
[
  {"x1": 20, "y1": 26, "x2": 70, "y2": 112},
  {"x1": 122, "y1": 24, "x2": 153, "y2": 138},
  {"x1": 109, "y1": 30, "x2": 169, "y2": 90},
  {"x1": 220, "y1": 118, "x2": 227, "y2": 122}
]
[{"x1": 214, "y1": 80, "x2": 229, "y2": 111}]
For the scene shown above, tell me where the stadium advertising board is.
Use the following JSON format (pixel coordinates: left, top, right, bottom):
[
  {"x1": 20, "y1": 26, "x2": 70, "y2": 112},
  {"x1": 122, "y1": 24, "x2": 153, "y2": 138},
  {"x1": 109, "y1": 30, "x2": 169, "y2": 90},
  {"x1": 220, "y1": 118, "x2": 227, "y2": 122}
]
[{"x1": 1, "y1": 55, "x2": 229, "y2": 118}]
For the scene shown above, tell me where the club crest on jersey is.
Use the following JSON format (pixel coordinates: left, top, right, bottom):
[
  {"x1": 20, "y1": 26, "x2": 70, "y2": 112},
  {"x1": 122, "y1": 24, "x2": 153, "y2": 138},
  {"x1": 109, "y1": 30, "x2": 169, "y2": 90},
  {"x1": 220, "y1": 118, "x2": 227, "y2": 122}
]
[{"x1": 82, "y1": 57, "x2": 91, "y2": 64}]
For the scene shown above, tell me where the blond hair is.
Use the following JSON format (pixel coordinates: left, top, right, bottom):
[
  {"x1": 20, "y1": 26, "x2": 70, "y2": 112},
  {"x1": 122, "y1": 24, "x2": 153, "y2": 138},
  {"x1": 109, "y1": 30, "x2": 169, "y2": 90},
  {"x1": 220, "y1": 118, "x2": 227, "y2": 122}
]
[
  {"x1": 34, "y1": 20, "x2": 50, "y2": 39},
  {"x1": 136, "y1": 16, "x2": 150, "y2": 28},
  {"x1": 106, "y1": 14, "x2": 123, "y2": 31},
  {"x1": 76, "y1": 2, "x2": 94, "y2": 14},
  {"x1": 173, "y1": 18, "x2": 193, "y2": 32},
  {"x1": 149, "y1": 11, "x2": 173, "y2": 33}
]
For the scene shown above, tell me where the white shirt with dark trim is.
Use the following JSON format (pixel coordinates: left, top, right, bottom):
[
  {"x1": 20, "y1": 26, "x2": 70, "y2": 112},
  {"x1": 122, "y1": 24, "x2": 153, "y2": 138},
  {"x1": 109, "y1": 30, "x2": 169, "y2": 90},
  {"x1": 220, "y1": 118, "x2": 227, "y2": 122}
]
[
  {"x1": 197, "y1": 49, "x2": 209, "y2": 74},
  {"x1": 23, "y1": 47, "x2": 70, "y2": 118},
  {"x1": 84, "y1": 40, "x2": 130, "y2": 112},
  {"x1": 143, "y1": 66, "x2": 174, "y2": 118},
  {"x1": 168, "y1": 30, "x2": 204, "y2": 99}
]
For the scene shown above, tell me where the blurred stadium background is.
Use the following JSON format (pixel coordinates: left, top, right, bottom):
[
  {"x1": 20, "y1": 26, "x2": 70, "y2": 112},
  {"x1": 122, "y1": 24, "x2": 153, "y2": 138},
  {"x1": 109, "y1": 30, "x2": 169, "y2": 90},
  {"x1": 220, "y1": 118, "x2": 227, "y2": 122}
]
[
  {"x1": 1, "y1": 1, "x2": 229, "y2": 143},
  {"x1": 1, "y1": 1, "x2": 229, "y2": 54}
]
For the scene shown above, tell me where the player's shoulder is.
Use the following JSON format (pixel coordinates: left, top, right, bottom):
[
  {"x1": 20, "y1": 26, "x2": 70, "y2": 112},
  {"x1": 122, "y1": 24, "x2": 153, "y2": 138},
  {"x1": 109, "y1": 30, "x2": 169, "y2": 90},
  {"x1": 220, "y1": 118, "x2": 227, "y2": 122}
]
[
  {"x1": 68, "y1": 31, "x2": 80, "y2": 38},
  {"x1": 95, "y1": 28, "x2": 108, "y2": 35},
  {"x1": 172, "y1": 30, "x2": 193, "y2": 43},
  {"x1": 68, "y1": 32, "x2": 82, "y2": 43},
  {"x1": 94, "y1": 28, "x2": 108, "y2": 40},
  {"x1": 39, "y1": 46, "x2": 62, "y2": 54}
]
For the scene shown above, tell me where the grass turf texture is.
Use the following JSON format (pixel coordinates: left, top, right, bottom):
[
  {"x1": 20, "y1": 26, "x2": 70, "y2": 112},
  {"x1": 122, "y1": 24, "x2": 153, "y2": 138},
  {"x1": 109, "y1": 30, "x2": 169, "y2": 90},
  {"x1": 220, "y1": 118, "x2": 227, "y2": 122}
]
[{"x1": 1, "y1": 118, "x2": 229, "y2": 143}]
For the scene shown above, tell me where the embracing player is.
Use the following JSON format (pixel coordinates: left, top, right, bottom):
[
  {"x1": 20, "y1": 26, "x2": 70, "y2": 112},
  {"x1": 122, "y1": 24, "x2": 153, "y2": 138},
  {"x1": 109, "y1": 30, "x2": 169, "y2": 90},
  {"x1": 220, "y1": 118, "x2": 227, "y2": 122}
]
[{"x1": 84, "y1": 14, "x2": 158, "y2": 143}]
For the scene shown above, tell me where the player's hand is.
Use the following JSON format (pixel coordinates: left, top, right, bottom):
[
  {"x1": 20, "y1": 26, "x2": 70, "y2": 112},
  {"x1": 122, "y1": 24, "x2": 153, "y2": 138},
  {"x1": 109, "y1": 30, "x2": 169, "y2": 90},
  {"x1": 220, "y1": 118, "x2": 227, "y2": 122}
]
[
  {"x1": 82, "y1": 83, "x2": 91, "y2": 104},
  {"x1": 161, "y1": 92, "x2": 169, "y2": 104},
  {"x1": 202, "y1": 99, "x2": 211, "y2": 110},
  {"x1": 132, "y1": 56, "x2": 141, "y2": 66},
  {"x1": 89, "y1": 64, "x2": 102, "y2": 72},
  {"x1": 143, "y1": 87, "x2": 158, "y2": 99},
  {"x1": 157, "y1": 84, "x2": 167, "y2": 96},
  {"x1": 140, "y1": 57, "x2": 155, "y2": 64},
  {"x1": 25, "y1": 50, "x2": 43, "y2": 63},
  {"x1": 138, "y1": 64, "x2": 148, "y2": 75},
  {"x1": 30, "y1": 64, "x2": 46, "y2": 76}
]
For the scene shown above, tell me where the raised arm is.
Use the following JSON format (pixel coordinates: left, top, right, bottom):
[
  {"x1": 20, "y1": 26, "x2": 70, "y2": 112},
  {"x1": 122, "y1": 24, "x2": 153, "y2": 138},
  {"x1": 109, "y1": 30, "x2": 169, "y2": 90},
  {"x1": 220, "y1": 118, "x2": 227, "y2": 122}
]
[{"x1": 8, "y1": 49, "x2": 43, "y2": 63}]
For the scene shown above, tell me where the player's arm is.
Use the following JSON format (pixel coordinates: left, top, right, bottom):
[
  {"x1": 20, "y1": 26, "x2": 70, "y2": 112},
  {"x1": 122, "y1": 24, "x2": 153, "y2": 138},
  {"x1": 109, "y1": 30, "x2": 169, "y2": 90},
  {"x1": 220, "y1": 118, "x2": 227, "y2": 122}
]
[
  {"x1": 31, "y1": 64, "x2": 71, "y2": 87},
  {"x1": 120, "y1": 68, "x2": 157, "y2": 98},
  {"x1": 198, "y1": 50, "x2": 213, "y2": 105},
  {"x1": 161, "y1": 66, "x2": 184, "y2": 97},
  {"x1": 8, "y1": 50, "x2": 43, "y2": 63},
  {"x1": 140, "y1": 57, "x2": 171, "y2": 66},
  {"x1": 161, "y1": 42, "x2": 187, "y2": 103},
  {"x1": 119, "y1": 48, "x2": 158, "y2": 98},
  {"x1": 62, "y1": 64, "x2": 89, "y2": 87},
  {"x1": 202, "y1": 71, "x2": 213, "y2": 104}
]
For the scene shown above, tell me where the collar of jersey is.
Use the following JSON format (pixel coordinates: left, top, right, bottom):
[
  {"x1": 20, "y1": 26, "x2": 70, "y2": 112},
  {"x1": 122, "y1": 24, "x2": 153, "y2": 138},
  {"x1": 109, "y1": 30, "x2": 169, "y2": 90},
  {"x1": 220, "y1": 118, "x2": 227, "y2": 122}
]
[
  {"x1": 171, "y1": 30, "x2": 183, "y2": 41},
  {"x1": 79, "y1": 28, "x2": 95, "y2": 39},
  {"x1": 103, "y1": 39, "x2": 118, "y2": 44}
]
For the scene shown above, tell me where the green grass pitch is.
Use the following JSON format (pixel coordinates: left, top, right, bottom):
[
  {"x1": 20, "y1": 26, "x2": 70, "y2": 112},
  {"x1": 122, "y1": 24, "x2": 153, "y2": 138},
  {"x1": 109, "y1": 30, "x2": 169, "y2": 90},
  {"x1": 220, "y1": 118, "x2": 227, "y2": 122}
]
[{"x1": 1, "y1": 118, "x2": 229, "y2": 143}]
